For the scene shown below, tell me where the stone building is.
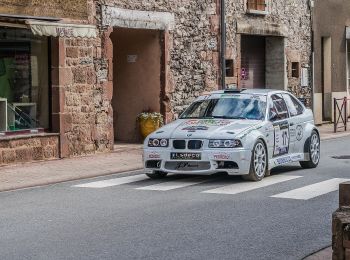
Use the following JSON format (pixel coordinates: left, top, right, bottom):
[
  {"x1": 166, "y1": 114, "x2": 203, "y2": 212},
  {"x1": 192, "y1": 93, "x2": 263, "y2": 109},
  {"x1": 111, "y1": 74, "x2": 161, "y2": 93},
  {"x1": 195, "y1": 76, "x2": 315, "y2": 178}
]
[
  {"x1": 313, "y1": 0, "x2": 350, "y2": 125},
  {"x1": 0, "y1": 0, "x2": 312, "y2": 166},
  {"x1": 224, "y1": 0, "x2": 312, "y2": 100},
  {"x1": 0, "y1": 0, "x2": 104, "y2": 165}
]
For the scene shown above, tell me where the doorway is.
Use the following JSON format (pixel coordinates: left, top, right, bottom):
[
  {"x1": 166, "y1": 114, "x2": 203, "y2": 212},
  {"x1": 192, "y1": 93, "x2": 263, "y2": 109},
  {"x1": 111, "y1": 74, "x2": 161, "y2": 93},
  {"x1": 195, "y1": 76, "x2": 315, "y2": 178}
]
[
  {"x1": 110, "y1": 28, "x2": 162, "y2": 143},
  {"x1": 240, "y1": 35, "x2": 286, "y2": 89}
]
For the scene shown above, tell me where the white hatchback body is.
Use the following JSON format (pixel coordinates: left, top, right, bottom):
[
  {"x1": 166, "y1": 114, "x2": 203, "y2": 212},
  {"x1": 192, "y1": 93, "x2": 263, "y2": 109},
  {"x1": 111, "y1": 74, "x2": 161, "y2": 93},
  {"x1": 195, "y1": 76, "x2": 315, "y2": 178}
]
[{"x1": 143, "y1": 89, "x2": 319, "y2": 178}]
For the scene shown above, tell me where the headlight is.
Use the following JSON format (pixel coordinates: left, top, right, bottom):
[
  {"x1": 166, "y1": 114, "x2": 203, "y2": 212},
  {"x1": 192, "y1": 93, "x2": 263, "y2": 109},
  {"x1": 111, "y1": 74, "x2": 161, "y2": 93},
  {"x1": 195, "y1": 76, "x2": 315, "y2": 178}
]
[
  {"x1": 208, "y1": 139, "x2": 242, "y2": 148},
  {"x1": 148, "y1": 138, "x2": 169, "y2": 147}
]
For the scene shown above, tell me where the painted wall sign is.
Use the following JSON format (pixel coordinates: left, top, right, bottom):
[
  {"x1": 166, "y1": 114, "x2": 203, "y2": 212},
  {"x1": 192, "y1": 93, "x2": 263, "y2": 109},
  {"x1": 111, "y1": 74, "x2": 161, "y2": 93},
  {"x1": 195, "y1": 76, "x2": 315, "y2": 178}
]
[
  {"x1": 127, "y1": 55, "x2": 138, "y2": 63},
  {"x1": 241, "y1": 68, "x2": 249, "y2": 80}
]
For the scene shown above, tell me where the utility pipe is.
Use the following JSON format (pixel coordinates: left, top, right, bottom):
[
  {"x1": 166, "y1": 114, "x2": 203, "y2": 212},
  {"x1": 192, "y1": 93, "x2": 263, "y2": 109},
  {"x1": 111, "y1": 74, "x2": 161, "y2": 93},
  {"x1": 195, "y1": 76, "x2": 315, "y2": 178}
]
[{"x1": 220, "y1": 0, "x2": 226, "y2": 89}]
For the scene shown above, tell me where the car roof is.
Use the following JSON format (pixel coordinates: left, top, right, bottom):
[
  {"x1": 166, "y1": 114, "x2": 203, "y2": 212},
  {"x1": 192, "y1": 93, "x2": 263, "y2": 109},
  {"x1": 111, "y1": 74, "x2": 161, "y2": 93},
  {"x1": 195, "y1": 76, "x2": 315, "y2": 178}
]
[{"x1": 208, "y1": 88, "x2": 288, "y2": 96}]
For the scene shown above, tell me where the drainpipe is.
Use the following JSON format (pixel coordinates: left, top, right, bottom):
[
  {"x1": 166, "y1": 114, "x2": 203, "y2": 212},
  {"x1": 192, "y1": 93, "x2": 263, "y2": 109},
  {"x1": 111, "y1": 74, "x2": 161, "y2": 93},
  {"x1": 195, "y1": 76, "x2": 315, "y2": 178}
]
[{"x1": 220, "y1": 0, "x2": 226, "y2": 89}]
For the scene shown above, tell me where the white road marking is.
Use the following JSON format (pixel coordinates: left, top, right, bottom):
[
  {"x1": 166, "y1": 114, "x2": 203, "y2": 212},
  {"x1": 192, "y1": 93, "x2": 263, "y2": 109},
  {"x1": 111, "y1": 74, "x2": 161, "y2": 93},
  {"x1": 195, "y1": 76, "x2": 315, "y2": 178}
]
[
  {"x1": 136, "y1": 177, "x2": 210, "y2": 191},
  {"x1": 202, "y1": 175, "x2": 302, "y2": 195},
  {"x1": 271, "y1": 178, "x2": 350, "y2": 200},
  {"x1": 73, "y1": 174, "x2": 148, "y2": 188}
]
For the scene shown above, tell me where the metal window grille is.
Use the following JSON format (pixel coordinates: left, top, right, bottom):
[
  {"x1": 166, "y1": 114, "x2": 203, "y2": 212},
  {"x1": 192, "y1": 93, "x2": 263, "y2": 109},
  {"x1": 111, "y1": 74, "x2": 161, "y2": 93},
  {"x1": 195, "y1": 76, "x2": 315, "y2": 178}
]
[{"x1": 247, "y1": 0, "x2": 266, "y2": 11}]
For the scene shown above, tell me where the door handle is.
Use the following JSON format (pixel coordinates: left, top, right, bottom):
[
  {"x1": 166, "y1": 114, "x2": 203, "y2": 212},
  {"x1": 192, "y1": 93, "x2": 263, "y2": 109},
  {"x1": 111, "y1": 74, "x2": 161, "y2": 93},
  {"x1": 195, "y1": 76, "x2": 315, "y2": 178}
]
[{"x1": 289, "y1": 122, "x2": 295, "y2": 126}]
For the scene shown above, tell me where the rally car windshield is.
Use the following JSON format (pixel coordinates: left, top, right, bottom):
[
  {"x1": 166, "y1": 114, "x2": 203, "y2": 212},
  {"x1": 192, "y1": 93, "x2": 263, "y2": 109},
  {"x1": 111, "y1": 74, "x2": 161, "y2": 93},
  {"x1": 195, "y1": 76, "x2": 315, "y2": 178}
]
[{"x1": 180, "y1": 95, "x2": 267, "y2": 120}]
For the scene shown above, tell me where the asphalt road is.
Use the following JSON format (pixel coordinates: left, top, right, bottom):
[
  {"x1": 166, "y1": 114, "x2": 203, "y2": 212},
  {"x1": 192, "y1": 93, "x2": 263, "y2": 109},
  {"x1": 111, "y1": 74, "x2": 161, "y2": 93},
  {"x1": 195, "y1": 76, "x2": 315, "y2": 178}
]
[{"x1": 1, "y1": 137, "x2": 350, "y2": 260}]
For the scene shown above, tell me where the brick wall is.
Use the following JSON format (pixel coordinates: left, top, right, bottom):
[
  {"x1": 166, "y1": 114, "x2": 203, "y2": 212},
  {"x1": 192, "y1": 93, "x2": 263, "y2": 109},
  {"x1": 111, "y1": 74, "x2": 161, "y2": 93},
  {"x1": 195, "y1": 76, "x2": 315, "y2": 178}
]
[{"x1": 0, "y1": 135, "x2": 59, "y2": 166}]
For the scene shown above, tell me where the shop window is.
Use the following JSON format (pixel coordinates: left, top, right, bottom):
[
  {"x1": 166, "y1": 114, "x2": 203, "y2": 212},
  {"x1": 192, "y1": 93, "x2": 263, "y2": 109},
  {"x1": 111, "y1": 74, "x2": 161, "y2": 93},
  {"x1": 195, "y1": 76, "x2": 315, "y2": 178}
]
[
  {"x1": 225, "y1": 59, "x2": 234, "y2": 77},
  {"x1": 291, "y1": 62, "x2": 300, "y2": 78},
  {"x1": 0, "y1": 27, "x2": 49, "y2": 134},
  {"x1": 247, "y1": 0, "x2": 266, "y2": 11}
]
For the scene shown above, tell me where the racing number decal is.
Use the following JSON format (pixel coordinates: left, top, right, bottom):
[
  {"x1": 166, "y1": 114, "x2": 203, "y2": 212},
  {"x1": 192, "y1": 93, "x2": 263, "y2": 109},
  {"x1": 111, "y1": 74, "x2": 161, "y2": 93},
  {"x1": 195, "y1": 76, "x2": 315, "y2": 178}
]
[{"x1": 273, "y1": 122, "x2": 290, "y2": 157}]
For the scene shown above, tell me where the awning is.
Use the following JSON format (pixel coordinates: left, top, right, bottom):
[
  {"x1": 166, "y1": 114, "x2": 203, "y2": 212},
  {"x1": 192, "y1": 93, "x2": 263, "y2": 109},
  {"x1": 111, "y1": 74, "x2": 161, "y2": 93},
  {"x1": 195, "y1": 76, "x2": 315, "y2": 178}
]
[{"x1": 25, "y1": 20, "x2": 97, "y2": 38}]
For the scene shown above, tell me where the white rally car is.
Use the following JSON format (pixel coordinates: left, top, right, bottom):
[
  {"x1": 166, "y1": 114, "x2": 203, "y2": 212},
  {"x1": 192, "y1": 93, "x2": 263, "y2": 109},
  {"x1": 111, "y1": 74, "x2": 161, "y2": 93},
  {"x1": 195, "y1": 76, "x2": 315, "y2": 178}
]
[{"x1": 143, "y1": 89, "x2": 320, "y2": 181}]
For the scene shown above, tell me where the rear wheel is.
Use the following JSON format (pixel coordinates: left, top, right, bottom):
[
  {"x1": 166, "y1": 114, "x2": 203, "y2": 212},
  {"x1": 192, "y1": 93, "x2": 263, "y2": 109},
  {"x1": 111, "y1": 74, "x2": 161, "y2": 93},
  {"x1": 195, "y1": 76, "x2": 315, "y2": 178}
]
[
  {"x1": 243, "y1": 140, "x2": 267, "y2": 182},
  {"x1": 146, "y1": 171, "x2": 168, "y2": 179},
  {"x1": 300, "y1": 130, "x2": 320, "y2": 169}
]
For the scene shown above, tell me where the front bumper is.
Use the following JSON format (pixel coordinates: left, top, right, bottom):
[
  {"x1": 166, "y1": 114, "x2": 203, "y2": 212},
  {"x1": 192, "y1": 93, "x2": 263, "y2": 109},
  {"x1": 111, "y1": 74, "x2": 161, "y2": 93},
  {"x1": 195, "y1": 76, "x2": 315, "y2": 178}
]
[{"x1": 143, "y1": 148, "x2": 252, "y2": 175}]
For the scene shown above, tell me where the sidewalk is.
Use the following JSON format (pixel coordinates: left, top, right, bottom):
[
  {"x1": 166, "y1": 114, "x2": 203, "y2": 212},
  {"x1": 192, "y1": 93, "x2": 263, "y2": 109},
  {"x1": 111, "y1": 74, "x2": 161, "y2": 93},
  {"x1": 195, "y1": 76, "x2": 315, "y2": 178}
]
[
  {"x1": 318, "y1": 123, "x2": 350, "y2": 141},
  {"x1": 0, "y1": 145, "x2": 143, "y2": 192}
]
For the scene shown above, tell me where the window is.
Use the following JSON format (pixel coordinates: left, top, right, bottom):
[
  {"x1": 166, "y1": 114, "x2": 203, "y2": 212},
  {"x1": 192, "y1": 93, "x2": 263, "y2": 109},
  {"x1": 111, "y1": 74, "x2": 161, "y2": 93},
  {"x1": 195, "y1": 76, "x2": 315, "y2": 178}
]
[
  {"x1": 269, "y1": 94, "x2": 289, "y2": 121},
  {"x1": 0, "y1": 27, "x2": 49, "y2": 133},
  {"x1": 282, "y1": 94, "x2": 304, "y2": 117},
  {"x1": 225, "y1": 59, "x2": 234, "y2": 77},
  {"x1": 247, "y1": 0, "x2": 266, "y2": 11},
  {"x1": 291, "y1": 62, "x2": 300, "y2": 78},
  {"x1": 181, "y1": 94, "x2": 267, "y2": 120}
]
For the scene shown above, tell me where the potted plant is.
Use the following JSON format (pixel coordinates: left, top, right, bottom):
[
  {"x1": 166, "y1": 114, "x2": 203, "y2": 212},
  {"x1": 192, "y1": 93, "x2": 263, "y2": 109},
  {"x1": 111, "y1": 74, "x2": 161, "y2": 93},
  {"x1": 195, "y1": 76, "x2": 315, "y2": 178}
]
[{"x1": 137, "y1": 110, "x2": 164, "y2": 140}]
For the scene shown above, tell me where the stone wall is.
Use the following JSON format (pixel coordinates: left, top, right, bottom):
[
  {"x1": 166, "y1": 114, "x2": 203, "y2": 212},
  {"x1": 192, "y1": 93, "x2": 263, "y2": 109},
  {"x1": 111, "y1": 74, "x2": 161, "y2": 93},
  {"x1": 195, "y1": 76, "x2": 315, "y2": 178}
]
[
  {"x1": 98, "y1": 0, "x2": 221, "y2": 117},
  {"x1": 52, "y1": 36, "x2": 114, "y2": 157},
  {"x1": 226, "y1": 0, "x2": 312, "y2": 103},
  {"x1": 0, "y1": 0, "x2": 88, "y2": 19},
  {"x1": 0, "y1": 135, "x2": 59, "y2": 166}
]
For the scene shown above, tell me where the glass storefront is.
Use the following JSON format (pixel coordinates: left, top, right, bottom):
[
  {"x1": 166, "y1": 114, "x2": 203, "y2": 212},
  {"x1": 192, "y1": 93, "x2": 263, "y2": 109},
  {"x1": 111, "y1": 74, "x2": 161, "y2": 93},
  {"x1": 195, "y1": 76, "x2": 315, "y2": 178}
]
[{"x1": 0, "y1": 27, "x2": 49, "y2": 133}]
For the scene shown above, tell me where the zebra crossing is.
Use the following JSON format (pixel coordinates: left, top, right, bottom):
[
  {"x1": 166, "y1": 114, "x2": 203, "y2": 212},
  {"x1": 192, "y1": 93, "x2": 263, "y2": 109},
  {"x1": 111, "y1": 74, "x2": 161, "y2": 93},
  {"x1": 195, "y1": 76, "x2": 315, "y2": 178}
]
[{"x1": 72, "y1": 173, "x2": 350, "y2": 200}]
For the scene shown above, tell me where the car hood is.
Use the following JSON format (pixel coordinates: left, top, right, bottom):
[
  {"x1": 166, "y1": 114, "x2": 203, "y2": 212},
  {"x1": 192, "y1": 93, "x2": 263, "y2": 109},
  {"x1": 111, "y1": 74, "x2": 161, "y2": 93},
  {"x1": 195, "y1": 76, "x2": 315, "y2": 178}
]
[{"x1": 153, "y1": 119, "x2": 262, "y2": 139}]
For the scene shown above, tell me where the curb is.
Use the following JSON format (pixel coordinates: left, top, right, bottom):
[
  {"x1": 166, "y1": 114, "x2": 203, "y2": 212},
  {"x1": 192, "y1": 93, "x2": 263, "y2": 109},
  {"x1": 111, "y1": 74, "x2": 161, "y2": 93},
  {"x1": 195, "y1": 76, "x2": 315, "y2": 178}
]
[{"x1": 302, "y1": 245, "x2": 332, "y2": 260}]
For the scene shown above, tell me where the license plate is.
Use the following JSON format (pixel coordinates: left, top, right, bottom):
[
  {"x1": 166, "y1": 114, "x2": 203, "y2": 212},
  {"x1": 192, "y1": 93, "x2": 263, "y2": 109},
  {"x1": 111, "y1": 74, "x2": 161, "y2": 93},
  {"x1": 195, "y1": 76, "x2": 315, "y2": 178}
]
[{"x1": 170, "y1": 152, "x2": 201, "y2": 160}]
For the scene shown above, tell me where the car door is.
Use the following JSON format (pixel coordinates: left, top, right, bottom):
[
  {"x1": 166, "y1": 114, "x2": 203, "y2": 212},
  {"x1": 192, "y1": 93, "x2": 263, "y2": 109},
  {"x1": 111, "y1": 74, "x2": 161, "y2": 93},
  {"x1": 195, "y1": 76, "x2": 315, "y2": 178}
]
[
  {"x1": 268, "y1": 94, "x2": 291, "y2": 158},
  {"x1": 282, "y1": 93, "x2": 305, "y2": 154}
]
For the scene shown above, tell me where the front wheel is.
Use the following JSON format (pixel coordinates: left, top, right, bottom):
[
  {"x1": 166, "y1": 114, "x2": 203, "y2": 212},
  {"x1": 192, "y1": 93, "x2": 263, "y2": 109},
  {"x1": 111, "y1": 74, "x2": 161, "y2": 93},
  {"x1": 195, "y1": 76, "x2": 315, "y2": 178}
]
[
  {"x1": 242, "y1": 140, "x2": 267, "y2": 182},
  {"x1": 146, "y1": 171, "x2": 168, "y2": 179},
  {"x1": 300, "y1": 130, "x2": 320, "y2": 169}
]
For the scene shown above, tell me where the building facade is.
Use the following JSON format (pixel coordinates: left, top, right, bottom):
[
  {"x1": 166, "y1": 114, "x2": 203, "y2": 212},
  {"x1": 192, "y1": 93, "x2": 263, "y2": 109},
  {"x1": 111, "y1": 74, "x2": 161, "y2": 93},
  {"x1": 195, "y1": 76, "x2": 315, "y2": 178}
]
[
  {"x1": 0, "y1": 0, "x2": 312, "y2": 166},
  {"x1": 313, "y1": 0, "x2": 350, "y2": 125},
  {"x1": 225, "y1": 0, "x2": 312, "y2": 102}
]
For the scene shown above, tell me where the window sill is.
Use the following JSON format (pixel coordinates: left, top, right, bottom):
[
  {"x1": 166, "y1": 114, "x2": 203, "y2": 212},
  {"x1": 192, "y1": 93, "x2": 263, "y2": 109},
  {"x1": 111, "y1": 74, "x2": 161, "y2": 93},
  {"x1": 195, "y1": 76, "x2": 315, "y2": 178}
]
[
  {"x1": 0, "y1": 131, "x2": 59, "y2": 141},
  {"x1": 246, "y1": 9, "x2": 268, "y2": 16}
]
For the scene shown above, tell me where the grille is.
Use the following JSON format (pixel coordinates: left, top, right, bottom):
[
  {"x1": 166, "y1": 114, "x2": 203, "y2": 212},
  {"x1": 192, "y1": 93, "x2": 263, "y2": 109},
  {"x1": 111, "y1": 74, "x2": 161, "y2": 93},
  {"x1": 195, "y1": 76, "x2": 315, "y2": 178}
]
[
  {"x1": 165, "y1": 161, "x2": 211, "y2": 171},
  {"x1": 188, "y1": 140, "x2": 203, "y2": 150},
  {"x1": 173, "y1": 140, "x2": 186, "y2": 149},
  {"x1": 146, "y1": 160, "x2": 161, "y2": 169}
]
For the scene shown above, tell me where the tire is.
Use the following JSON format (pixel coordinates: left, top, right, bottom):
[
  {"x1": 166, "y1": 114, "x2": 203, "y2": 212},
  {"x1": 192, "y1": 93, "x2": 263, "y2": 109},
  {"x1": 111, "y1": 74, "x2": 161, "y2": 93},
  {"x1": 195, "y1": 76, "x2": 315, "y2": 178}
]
[
  {"x1": 146, "y1": 171, "x2": 168, "y2": 179},
  {"x1": 242, "y1": 140, "x2": 268, "y2": 182},
  {"x1": 300, "y1": 130, "x2": 320, "y2": 169}
]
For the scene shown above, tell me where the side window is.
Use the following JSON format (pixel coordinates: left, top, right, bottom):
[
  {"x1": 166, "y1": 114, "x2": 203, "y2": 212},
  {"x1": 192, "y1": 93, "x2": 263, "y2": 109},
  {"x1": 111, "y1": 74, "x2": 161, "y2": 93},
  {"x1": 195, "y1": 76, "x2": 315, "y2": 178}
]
[
  {"x1": 269, "y1": 94, "x2": 289, "y2": 121},
  {"x1": 282, "y1": 94, "x2": 303, "y2": 117}
]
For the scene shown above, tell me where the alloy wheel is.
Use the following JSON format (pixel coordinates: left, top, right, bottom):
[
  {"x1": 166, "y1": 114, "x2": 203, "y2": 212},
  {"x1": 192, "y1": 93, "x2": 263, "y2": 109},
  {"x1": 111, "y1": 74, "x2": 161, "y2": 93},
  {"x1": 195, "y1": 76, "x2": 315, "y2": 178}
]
[{"x1": 254, "y1": 143, "x2": 266, "y2": 178}]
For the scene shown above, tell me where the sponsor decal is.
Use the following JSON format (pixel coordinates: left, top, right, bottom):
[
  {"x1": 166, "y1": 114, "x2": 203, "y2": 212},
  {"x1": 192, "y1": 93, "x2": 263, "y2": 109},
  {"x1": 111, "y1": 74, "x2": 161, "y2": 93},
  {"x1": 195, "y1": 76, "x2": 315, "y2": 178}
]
[
  {"x1": 182, "y1": 126, "x2": 209, "y2": 131},
  {"x1": 148, "y1": 152, "x2": 161, "y2": 159},
  {"x1": 171, "y1": 152, "x2": 201, "y2": 160},
  {"x1": 175, "y1": 162, "x2": 200, "y2": 170},
  {"x1": 213, "y1": 153, "x2": 230, "y2": 160},
  {"x1": 291, "y1": 154, "x2": 303, "y2": 161},
  {"x1": 183, "y1": 119, "x2": 231, "y2": 127},
  {"x1": 296, "y1": 125, "x2": 303, "y2": 141},
  {"x1": 273, "y1": 121, "x2": 290, "y2": 157},
  {"x1": 275, "y1": 156, "x2": 292, "y2": 165}
]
